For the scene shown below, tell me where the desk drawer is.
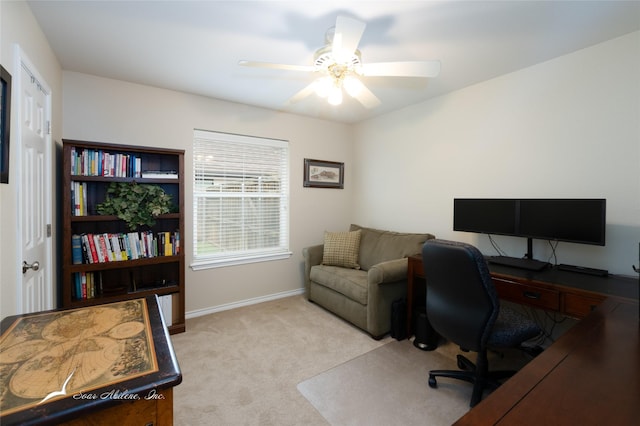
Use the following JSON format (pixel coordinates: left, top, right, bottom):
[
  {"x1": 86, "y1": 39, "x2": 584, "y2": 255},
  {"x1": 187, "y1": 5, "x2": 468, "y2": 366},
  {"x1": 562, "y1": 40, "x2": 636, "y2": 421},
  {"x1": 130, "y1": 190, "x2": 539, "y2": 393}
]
[
  {"x1": 493, "y1": 277, "x2": 560, "y2": 311},
  {"x1": 563, "y1": 292, "x2": 605, "y2": 318}
]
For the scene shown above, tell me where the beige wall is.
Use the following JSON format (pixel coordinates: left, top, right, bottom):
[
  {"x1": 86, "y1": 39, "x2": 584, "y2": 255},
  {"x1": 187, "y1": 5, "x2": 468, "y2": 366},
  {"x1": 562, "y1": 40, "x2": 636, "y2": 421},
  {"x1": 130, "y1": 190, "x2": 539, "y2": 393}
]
[
  {"x1": 353, "y1": 31, "x2": 640, "y2": 276},
  {"x1": 0, "y1": 1, "x2": 63, "y2": 318},
  {"x1": 2, "y1": 2, "x2": 638, "y2": 320},
  {"x1": 61, "y1": 72, "x2": 355, "y2": 315}
]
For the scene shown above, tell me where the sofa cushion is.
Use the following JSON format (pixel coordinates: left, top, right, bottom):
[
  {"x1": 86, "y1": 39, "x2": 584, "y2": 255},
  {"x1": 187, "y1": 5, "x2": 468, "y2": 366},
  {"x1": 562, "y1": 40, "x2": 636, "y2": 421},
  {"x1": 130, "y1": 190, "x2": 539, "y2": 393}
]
[
  {"x1": 322, "y1": 230, "x2": 362, "y2": 269},
  {"x1": 350, "y1": 224, "x2": 434, "y2": 271},
  {"x1": 310, "y1": 265, "x2": 368, "y2": 305}
]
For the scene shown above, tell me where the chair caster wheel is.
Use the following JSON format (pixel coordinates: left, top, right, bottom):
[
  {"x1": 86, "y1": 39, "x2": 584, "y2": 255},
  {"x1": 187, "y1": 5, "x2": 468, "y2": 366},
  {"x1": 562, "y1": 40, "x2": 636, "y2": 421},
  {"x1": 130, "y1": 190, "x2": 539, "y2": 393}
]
[
  {"x1": 428, "y1": 375, "x2": 437, "y2": 388},
  {"x1": 456, "y1": 354, "x2": 473, "y2": 371}
]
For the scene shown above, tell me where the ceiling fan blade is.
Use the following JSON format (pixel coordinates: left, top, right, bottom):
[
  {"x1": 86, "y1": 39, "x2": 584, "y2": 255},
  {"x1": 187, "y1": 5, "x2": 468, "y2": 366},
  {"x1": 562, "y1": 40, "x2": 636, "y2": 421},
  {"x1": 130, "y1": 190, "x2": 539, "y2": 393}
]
[
  {"x1": 351, "y1": 82, "x2": 381, "y2": 109},
  {"x1": 238, "y1": 60, "x2": 315, "y2": 72},
  {"x1": 361, "y1": 61, "x2": 441, "y2": 78},
  {"x1": 286, "y1": 82, "x2": 317, "y2": 105},
  {"x1": 333, "y1": 16, "x2": 366, "y2": 63}
]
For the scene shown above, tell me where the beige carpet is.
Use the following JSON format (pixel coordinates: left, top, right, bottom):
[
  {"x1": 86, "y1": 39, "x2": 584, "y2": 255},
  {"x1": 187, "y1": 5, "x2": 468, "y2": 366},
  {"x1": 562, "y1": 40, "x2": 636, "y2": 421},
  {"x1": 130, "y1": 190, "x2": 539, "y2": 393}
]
[
  {"x1": 170, "y1": 295, "x2": 389, "y2": 425},
  {"x1": 170, "y1": 295, "x2": 533, "y2": 425},
  {"x1": 298, "y1": 339, "x2": 471, "y2": 426}
]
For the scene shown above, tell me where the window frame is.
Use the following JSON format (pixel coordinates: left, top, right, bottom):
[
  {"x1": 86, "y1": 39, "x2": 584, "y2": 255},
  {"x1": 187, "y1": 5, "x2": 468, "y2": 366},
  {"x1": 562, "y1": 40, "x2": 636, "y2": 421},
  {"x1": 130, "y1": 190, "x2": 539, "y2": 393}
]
[{"x1": 190, "y1": 129, "x2": 291, "y2": 270}]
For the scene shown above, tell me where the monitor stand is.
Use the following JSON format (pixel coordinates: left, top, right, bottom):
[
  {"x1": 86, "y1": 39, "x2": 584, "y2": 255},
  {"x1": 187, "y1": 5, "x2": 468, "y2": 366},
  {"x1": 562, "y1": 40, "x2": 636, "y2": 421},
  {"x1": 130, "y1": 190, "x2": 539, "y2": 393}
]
[
  {"x1": 486, "y1": 255, "x2": 550, "y2": 271},
  {"x1": 486, "y1": 237, "x2": 550, "y2": 271}
]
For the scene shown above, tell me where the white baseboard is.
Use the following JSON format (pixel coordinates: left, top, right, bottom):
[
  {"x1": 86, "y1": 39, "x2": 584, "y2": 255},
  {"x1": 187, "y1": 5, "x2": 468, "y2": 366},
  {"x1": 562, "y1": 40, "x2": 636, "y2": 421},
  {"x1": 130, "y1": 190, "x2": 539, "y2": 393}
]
[{"x1": 185, "y1": 287, "x2": 305, "y2": 320}]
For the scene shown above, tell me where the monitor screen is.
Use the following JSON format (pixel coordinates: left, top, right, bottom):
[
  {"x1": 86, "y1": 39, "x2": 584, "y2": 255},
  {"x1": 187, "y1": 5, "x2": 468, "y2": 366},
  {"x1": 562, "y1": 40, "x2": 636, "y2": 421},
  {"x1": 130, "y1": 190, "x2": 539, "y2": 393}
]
[
  {"x1": 453, "y1": 199, "x2": 518, "y2": 236},
  {"x1": 518, "y1": 199, "x2": 606, "y2": 246}
]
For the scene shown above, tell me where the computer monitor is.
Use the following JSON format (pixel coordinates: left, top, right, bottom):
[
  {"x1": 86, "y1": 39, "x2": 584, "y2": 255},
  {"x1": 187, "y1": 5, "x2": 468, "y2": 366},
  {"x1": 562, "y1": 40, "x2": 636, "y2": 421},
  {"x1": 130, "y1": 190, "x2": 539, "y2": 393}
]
[
  {"x1": 453, "y1": 199, "x2": 517, "y2": 236},
  {"x1": 453, "y1": 198, "x2": 606, "y2": 269},
  {"x1": 518, "y1": 199, "x2": 606, "y2": 246}
]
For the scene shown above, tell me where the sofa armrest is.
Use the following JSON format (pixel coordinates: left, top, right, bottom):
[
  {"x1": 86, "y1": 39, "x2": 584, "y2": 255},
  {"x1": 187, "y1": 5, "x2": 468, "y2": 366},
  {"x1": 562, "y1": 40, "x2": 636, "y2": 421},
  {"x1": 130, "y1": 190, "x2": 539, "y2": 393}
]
[
  {"x1": 367, "y1": 258, "x2": 409, "y2": 338},
  {"x1": 367, "y1": 258, "x2": 408, "y2": 285},
  {"x1": 302, "y1": 244, "x2": 324, "y2": 297}
]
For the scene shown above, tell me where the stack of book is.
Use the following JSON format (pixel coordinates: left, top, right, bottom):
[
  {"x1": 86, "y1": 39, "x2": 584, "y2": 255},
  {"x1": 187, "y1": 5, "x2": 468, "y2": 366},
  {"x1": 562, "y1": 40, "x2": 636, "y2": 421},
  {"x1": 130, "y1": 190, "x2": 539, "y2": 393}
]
[
  {"x1": 70, "y1": 146, "x2": 142, "y2": 177},
  {"x1": 72, "y1": 271, "x2": 102, "y2": 300},
  {"x1": 70, "y1": 181, "x2": 88, "y2": 216},
  {"x1": 72, "y1": 231, "x2": 180, "y2": 264},
  {"x1": 141, "y1": 170, "x2": 178, "y2": 179}
]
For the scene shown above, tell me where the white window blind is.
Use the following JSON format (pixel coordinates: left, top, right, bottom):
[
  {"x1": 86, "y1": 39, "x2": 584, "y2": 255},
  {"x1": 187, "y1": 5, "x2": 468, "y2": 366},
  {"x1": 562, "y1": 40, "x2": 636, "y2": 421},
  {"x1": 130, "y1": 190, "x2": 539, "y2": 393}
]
[{"x1": 191, "y1": 130, "x2": 291, "y2": 269}]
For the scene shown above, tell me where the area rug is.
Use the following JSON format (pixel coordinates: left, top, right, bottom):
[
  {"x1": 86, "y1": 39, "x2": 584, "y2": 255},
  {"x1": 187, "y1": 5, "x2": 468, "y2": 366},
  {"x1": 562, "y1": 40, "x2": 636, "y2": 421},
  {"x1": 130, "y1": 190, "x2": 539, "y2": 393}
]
[{"x1": 297, "y1": 339, "x2": 474, "y2": 426}]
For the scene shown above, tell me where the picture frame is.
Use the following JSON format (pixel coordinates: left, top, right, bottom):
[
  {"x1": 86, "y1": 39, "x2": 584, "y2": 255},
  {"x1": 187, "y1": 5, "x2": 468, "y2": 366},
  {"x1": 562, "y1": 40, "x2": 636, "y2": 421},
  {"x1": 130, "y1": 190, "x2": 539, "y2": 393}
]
[
  {"x1": 303, "y1": 158, "x2": 344, "y2": 189},
  {"x1": 1, "y1": 64, "x2": 11, "y2": 184}
]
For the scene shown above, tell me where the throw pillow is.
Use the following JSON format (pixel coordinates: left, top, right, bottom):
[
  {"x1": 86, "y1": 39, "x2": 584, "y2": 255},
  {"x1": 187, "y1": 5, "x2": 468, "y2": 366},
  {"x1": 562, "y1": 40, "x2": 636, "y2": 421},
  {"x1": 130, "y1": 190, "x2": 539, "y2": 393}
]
[{"x1": 322, "y1": 230, "x2": 362, "y2": 269}]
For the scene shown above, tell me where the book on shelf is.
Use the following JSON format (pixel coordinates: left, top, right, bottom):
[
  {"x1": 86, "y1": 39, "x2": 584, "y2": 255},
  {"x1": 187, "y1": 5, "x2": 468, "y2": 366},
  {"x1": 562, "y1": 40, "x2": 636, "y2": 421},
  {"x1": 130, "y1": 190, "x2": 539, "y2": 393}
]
[
  {"x1": 141, "y1": 170, "x2": 178, "y2": 179},
  {"x1": 71, "y1": 181, "x2": 87, "y2": 216},
  {"x1": 81, "y1": 234, "x2": 97, "y2": 263},
  {"x1": 71, "y1": 234, "x2": 83, "y2": 264},
  {"x1": 70, "y1": 146, "x2": 142, "y2": 178},
  {"x1": 75, "y1": 230, "x2": 181, "y2": 264},
  {"x1": 72, "y1": 271, "x2": 103, "y2": 300},
  {"x1": 96, "y1": 234, "x2": 110, "y2": 263}
]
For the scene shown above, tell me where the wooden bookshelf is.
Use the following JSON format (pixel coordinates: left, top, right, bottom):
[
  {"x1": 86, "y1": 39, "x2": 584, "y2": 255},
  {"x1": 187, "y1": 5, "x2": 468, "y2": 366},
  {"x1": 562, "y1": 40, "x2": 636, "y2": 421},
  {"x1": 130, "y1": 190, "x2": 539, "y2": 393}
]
[{"x1": 61, "y1": 139, "x2": 185, "y2": 334}]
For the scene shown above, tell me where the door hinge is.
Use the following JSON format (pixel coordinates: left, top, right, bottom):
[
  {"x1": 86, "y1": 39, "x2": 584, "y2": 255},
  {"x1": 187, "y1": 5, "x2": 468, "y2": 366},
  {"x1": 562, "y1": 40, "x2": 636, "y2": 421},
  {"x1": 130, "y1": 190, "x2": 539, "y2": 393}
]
[
  {"x1": 47, "y1": 121, "x2": 51, "y2": 135},
  {"x1": 46, "y1": 224, "x2": 52, "y2": 237}
]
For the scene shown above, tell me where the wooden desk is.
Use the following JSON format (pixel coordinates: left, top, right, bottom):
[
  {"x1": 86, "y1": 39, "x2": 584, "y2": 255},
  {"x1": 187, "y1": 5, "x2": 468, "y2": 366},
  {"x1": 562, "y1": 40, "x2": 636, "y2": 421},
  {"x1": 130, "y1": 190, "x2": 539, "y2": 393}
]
[
  {"x1": 0, "y1": 296, "x2": 182, "y2": 426},
  {"x1": 407, "y1": 254, "x2": 639, "y2": 424},
  {"x1": 454, "y1": 298, "x2": 639, "y2": 425},
  {"x1": 406, "y1": 254, "x2": 638, "y2": 336}
]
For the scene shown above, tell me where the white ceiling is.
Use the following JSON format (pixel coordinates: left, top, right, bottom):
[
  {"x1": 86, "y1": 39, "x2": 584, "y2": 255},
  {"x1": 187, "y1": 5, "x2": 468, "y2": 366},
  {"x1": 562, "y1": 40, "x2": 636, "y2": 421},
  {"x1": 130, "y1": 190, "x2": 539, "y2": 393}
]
[{"x1": 27, "y1": 1, "x2": 640, "y2": 124}]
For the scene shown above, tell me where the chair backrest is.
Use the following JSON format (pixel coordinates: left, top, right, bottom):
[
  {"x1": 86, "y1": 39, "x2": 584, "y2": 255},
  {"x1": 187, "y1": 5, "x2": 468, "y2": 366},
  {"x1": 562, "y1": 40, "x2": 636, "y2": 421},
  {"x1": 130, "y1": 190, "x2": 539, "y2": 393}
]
[{"x1": 421, "y1": 239, "x2": 499, "y2": 352}]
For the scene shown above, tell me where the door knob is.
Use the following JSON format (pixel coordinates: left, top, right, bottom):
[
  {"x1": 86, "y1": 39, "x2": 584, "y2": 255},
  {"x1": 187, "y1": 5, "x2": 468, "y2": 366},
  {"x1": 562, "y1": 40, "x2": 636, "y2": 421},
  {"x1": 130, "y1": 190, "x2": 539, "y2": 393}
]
[{"x1": 22, "y1": 260, "x2": 40, "y2": 274}]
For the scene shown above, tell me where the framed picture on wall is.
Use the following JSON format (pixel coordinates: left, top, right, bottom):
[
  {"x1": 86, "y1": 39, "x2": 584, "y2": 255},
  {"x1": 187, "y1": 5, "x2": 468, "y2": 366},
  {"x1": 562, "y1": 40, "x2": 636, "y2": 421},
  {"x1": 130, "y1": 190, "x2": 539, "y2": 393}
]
[
  {"x1": 303, "y1": 158, "x2": 344, "y2": 189},
  {"x1": 0, "y1": 64, "x2": 11, "y2": 184}
]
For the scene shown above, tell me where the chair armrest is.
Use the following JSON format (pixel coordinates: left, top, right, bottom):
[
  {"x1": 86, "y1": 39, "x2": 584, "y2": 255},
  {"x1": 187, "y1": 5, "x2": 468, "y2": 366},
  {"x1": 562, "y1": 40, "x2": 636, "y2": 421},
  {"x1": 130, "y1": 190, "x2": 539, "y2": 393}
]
[
  {"x1": 302, "y1": 244, "x2": 324, "y2": 297},
  {"x1": 368, "y1": 258, "x2": 408, "y2": 285}
]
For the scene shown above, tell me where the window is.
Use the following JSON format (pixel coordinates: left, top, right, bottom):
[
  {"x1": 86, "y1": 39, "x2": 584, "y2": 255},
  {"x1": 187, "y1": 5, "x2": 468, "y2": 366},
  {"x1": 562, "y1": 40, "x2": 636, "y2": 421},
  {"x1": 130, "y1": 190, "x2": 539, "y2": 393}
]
[{"x1": 191, "y1": 130, "x2": 290, "y2": 269}]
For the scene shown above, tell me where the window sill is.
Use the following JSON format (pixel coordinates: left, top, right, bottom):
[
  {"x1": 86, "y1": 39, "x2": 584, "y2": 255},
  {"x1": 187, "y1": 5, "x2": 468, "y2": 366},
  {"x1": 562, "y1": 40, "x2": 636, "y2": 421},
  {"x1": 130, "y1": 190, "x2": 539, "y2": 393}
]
[{"x1": 190, "y1": 251, "x2": 293, "y2": 270}]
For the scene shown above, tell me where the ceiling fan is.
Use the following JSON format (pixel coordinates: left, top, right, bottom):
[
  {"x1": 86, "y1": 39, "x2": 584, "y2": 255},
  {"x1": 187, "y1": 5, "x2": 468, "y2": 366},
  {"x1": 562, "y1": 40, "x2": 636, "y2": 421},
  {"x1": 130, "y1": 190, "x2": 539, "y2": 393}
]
[{"x1": 239, "y1": 16, "x2": 441, "y2": 108}]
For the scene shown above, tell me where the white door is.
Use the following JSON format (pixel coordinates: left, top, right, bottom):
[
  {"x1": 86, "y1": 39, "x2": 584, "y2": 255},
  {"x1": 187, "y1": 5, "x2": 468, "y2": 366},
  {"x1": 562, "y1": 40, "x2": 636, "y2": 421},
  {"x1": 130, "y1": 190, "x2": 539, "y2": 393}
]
[{"x1": 19, "y1": 53, "x2": 53, "y2": 313}]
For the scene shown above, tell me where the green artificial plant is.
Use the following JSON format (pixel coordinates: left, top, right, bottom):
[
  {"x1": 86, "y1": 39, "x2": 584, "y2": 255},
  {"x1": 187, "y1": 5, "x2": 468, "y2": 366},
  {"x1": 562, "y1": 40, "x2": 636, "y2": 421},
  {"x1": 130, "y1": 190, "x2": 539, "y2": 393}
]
[{"x1": 97, "y1": 182, "x2": 173, "y2": 230}]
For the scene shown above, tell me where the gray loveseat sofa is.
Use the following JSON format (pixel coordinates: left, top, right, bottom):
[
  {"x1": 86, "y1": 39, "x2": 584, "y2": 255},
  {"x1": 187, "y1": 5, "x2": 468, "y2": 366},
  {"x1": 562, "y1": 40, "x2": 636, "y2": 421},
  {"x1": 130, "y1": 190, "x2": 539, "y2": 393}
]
[{"x1": 303, "y1": 224, "x2": 435, "y2": 339}]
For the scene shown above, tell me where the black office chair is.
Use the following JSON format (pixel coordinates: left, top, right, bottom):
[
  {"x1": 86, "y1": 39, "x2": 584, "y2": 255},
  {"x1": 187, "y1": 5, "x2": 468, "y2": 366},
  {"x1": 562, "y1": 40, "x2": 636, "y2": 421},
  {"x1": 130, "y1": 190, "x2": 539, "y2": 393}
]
[{"x1": 421, "y1": 239, "x2": 541, "y2": 407}]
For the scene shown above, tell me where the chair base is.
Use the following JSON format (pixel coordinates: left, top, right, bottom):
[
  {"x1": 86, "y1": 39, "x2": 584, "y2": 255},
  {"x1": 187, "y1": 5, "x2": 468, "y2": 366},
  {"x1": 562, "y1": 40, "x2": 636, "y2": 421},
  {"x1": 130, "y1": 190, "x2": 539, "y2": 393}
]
[{"x1": 428, "y1": 354, "x2": 515, "y2": 407}]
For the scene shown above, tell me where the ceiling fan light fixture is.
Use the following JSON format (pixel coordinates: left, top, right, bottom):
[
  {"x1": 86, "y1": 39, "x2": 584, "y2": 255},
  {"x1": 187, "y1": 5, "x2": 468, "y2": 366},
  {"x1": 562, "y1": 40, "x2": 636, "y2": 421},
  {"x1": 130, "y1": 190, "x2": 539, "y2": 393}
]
[
  {"x1": 314, "y1": 77, "x2": 332, "y2": 98},
  {"x1": 328, "y1": 85, "x2": 343, "y2": 105},
  {"x1": 343, "y1": 76, "x2": 363, "y2": 97},
  {"x1": 240, "y1": 16, "x2": 438, "y2": 110}
]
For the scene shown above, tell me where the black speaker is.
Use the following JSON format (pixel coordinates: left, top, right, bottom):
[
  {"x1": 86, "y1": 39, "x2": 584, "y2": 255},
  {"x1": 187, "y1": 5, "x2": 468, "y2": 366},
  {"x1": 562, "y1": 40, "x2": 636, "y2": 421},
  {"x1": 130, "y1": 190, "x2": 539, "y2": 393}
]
[
  {"x1": 413, "y1": 306, "x2": 438, "y2": 351},
  {"x1": 390, "y1": 298, "x2": 407, "y2": 340}
]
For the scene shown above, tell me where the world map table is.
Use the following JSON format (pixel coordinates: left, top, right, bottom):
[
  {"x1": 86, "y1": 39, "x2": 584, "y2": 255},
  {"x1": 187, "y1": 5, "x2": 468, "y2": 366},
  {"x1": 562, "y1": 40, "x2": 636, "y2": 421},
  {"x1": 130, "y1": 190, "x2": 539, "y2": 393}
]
[{"x1": 0, "y1": 296, "x2": 181, "y2": 426}]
